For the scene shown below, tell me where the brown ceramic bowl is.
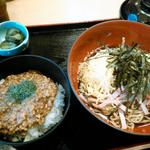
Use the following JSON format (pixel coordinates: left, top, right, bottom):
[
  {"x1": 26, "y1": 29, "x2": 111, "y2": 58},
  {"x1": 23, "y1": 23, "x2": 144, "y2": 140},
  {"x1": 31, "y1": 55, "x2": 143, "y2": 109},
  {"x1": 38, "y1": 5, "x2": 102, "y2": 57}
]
[{"x1": 68, "y1": 20, "x2": 150, "y2": 136}]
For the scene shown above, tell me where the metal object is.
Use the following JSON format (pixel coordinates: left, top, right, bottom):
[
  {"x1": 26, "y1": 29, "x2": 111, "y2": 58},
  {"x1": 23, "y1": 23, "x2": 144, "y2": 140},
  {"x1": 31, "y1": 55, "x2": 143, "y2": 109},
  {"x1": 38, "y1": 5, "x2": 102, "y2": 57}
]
[{"x1": 120, "y1": 0, "x2": 150, "y2": 24}]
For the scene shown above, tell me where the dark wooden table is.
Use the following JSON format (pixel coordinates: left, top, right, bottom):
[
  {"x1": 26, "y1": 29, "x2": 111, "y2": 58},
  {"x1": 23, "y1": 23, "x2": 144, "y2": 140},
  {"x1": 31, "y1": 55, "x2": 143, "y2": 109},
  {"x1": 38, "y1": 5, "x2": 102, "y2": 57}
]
[{"x1": 1, "y1": 22, "x2": 150, "y2": 150}]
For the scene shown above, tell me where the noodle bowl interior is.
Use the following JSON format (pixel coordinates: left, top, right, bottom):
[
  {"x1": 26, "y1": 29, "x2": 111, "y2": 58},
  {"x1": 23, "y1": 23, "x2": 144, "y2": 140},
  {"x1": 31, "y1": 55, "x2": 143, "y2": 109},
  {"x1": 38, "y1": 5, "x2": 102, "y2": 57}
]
[{"x1": 78, "y1": 40, "x2": 150, "y2": 134}]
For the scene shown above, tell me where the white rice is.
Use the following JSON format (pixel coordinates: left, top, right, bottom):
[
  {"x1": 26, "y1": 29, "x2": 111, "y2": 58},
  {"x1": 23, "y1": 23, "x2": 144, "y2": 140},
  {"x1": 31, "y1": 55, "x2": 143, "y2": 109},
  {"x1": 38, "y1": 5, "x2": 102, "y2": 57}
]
[
  {"x1": 0, "y1": 145, "x2": 16, "y2": 150},
  {"x1": 23, "y1": 84, "x2": 65, "y2": 142}
]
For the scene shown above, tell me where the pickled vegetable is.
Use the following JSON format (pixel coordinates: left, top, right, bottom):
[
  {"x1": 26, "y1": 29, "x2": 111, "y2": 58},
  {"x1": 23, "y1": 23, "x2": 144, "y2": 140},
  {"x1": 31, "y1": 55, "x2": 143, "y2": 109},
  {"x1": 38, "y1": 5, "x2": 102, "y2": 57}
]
[
  {"x1": 0, "y1": 28, "x2": 24, "y2": 49},
  {"x1": 0, "y1": 41, "x2": 16, "y2": 49},
  {"x1": 5, "y1": 28, "x2": 24, "y2": 44}
]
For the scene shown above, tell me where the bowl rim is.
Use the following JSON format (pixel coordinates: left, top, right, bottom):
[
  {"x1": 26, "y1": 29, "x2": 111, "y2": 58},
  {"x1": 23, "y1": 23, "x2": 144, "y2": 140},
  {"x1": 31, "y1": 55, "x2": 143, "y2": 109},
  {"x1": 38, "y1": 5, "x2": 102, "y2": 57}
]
[
  {"x1": 67, "y1": 19, "x2": 150, "y2": 136},
  {"x1": 0, "y1": 20, "x2": 29, "y2": 52},
  {"x1": 0, "y1": 54, "x2": 71, "y2": 146}
]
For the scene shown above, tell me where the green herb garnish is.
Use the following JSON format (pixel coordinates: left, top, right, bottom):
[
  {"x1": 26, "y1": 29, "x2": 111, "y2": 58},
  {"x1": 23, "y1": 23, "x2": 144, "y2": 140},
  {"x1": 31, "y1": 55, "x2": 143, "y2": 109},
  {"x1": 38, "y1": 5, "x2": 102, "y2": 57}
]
[
  {"x1": 107, "y1": 43, "x2": 150, "y2": 106},
  {"x1": 6, "y1": 80, "x2": 37, "y2": 102}
]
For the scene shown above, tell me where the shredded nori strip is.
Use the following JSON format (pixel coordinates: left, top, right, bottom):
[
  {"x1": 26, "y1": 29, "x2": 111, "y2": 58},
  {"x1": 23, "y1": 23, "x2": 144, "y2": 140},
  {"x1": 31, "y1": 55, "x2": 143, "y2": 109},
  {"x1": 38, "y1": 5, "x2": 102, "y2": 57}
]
[{"x1": 107, "y1": 43, "x2": 150, "y2": 107}]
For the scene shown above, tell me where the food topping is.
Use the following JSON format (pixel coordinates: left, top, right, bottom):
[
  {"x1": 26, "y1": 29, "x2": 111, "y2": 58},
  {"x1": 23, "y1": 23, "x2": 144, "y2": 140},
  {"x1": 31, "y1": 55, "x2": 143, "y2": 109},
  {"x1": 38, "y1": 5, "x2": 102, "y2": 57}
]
[
  {"x1": 0, "y1": 28, "x2": 24, "y2": 49},
  {"x1": 0, "y1": 71, "x2": 57, "y2": 135}
]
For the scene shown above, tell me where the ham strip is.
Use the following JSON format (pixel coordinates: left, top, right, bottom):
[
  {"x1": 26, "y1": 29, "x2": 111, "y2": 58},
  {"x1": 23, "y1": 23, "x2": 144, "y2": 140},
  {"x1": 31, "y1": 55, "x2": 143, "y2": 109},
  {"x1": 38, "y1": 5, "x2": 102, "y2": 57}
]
[
  {"x1": 140, "y1": 102, "x2": 149, "y2": 115},
  {"x1": 118, "y1": 108, "x2": 127, "y2": 129},
  {"x1": 97, "y1": 89, "x2": 126, "y2": 109}
]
